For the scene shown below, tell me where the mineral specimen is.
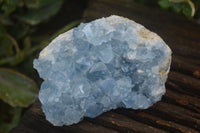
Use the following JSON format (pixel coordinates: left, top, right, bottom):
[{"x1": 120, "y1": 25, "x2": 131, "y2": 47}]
[{"x1": 33, "y1": 15, "x2": 172, "y2": 126}]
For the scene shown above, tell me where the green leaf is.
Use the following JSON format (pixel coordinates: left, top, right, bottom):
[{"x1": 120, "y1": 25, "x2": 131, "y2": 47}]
[
  {"x1": 0, "y1": 34, "x2": 19, "y2": 57},
  {"x1": 171, "y1": 2, "x2": 193, "y2": 18},
  {"x1": 1, "y1": 1, "x2": 17, "y2": 15},
  {"x1": 0, "y1": 68, "x2": 38, "y2": 107},
  {"x1": 171, "y1": 2, "x2": 183, "y2": 14},
  {"x1": 7, "y1": 24, "x2": 29, "y2": 40},
  {"x1": 0, "y1": 0, "x2": 23, "y2": 15},
  {"x1": 0, "y1": 101, "x2": 22, "y2": 133},
  {"x1": 159, "y1": 0, "x2": 171, "y2": 9},
  {"x1": 170, "y1": 0, "x2": 195, "y2": 17},
  {"x1": 0, "y1": 34, "x2": 21, "y2": 66},
  {"x1": 0, "y1": 0, "x2": 4, "y2": 4},
  {"x1": 182, "y1": 2, "x2": 193, "y2": 18},
  {"x1": 18, "y1": 0, "x2": 63, "y2": 25},
  {"x1": 0, "y1": 34, "x2": 31, "y2": 66},
  {"x1": 25, "y1": 0, "x2": 60, "y2": 9}
]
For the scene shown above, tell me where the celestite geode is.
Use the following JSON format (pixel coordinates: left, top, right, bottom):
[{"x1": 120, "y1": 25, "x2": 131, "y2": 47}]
[{"x1": 33, "y1": 15, "x2": 172, "y2": 126}]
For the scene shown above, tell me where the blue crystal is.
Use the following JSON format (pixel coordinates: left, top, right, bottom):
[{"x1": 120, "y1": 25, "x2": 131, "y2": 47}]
[{"x1": 33, "y1": 15, "x2": 172, "y2": 126}]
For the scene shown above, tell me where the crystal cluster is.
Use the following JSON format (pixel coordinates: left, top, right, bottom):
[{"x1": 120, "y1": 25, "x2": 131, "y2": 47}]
[{"x1": 33, "y1": 15, "x2": 172, "y2": 126}]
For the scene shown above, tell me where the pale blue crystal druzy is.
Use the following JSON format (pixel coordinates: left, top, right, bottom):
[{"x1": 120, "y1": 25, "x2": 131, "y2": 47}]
[{"x1": 33, "y1": 15, "x2": 172, "y2": 126}]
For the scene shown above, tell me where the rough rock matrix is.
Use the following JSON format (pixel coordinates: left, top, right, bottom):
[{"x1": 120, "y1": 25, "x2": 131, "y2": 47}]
[{"x1": 33, "y1": 15, "x2": 172, "y2": 126}]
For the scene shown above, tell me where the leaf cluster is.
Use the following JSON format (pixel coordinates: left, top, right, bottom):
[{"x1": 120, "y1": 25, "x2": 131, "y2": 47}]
[
  {"x1": 0, "y1": 0, "x2": 64, "y2": 132},
  {"x1": 133, "y1": 0, "x2": 200, "y2": 18}
]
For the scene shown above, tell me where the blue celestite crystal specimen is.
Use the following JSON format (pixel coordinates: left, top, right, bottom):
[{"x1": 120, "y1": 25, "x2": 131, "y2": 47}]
[{"x1": 33, "y1": 15, "x2": 172, "y2": 126}]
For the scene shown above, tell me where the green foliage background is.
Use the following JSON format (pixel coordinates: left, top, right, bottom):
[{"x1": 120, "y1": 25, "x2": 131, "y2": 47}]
[
  {"x1": 0, "y1": 0, "x2": 199, "y2": 133},
  {"x1": 134, "y1": 0, "x2": 200, "y2": 18},
  {"x1": 0, "y1": 0, "x2": 65, "y2": 132}
]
